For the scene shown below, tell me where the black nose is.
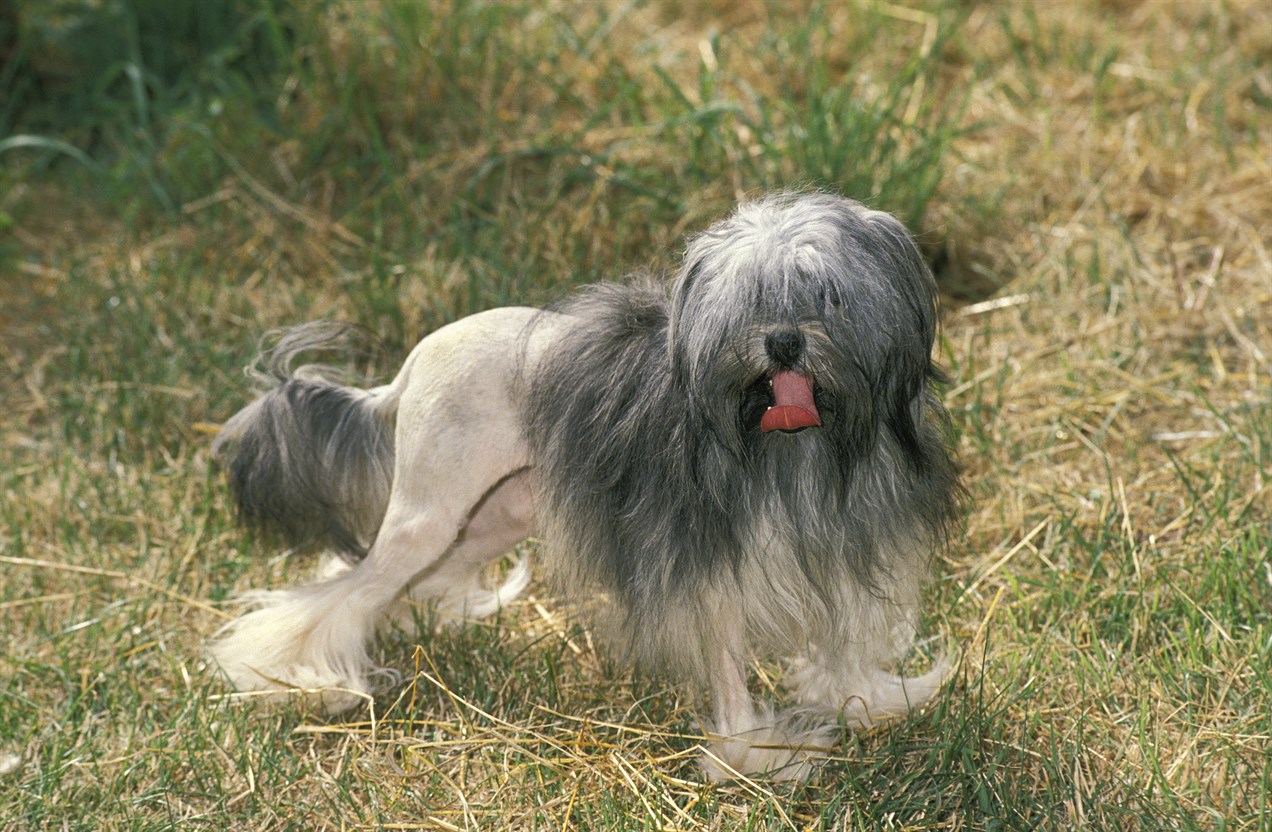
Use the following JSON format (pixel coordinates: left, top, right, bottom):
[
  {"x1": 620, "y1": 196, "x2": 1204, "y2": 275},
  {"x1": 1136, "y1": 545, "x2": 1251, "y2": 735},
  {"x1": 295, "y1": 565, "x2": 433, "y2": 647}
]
[{"x1": 764, "y1": 329, "x2": 805, "y2": 367}]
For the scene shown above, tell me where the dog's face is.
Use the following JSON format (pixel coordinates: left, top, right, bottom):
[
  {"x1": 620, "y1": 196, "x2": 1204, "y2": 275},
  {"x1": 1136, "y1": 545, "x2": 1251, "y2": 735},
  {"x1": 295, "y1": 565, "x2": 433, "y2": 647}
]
[{"x1": 668, "y1": 193, "x2": 940, "y2": 464}]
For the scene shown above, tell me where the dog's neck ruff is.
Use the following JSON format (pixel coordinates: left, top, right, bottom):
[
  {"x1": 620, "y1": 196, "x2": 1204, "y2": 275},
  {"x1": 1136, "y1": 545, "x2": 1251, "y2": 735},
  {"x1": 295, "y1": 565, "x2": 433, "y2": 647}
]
[{"x1": 760, "y1": 371, "x2": 821, "y2": 433}]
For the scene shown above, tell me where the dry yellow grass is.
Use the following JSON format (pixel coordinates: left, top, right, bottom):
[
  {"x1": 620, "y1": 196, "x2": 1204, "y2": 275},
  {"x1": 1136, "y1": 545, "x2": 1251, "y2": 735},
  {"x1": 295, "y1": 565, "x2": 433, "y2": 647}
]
[
  {"x1": 930, "y1": 1, "x2": 1271, "y2": 820},
  {"x1": 2, "y1": 1, "x2": 1269, "y2": 829}
]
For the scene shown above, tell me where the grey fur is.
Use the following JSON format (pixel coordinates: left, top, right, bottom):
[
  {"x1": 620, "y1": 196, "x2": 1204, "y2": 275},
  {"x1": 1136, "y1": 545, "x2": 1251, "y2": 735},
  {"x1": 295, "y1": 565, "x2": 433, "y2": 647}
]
[
  {"x1": 212, "y1": 323, "x2": 396, "y2": 558},
  {"x1": 525, "y1": 192, "x2": 962, "y2": 678}
]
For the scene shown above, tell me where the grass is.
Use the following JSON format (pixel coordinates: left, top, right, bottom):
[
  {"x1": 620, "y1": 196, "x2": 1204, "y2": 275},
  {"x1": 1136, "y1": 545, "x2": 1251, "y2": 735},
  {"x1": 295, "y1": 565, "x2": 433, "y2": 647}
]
[{"x1": 2, "y1": 0, "x2": 1270, "y2": 829}]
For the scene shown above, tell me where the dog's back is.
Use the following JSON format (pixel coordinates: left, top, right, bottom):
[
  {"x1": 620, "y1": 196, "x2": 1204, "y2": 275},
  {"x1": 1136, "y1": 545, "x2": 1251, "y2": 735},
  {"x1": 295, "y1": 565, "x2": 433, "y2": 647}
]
[{"x1": 213, "y1": 308, "x2": 561, "y2": 560}]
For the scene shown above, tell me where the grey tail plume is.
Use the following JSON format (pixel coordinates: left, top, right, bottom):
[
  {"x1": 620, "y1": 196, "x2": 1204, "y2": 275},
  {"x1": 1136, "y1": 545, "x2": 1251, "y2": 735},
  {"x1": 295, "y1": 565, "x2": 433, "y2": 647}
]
[{"x1": 212, "y1": 322, "x2": 397, "y2": 560}]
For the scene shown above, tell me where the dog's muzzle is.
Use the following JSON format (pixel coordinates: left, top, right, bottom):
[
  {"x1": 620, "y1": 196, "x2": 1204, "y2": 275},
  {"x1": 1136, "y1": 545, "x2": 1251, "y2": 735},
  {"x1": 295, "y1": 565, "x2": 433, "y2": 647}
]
[{"x1": 760, "y1": 371, "x2": 821, "y2": 433}]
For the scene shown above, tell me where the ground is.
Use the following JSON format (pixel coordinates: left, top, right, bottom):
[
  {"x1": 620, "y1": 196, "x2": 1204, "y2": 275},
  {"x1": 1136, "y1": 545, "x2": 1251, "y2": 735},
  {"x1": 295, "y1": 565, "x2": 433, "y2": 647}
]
[{"x1": 0, "y1": 1, "x2": 1268, "y2": 829}]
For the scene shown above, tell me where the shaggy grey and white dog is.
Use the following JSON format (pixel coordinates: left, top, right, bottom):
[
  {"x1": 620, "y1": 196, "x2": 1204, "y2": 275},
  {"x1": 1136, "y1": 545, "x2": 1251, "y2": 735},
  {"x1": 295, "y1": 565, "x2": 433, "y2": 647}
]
[{"x1": 209, "y1": 192, "x2": 963, "y2": 780}]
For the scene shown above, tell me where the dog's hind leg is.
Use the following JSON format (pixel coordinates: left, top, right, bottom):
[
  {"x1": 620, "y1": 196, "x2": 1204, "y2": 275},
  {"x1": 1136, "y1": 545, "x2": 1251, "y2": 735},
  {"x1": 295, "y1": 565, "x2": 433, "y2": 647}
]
[
  {"x1": 397, "y1": 468, "x2": 536, "y2": 628},
  {"x1": 207, "y1": 490, "x2": 506, "y2": 712},
  {"x1": 208, "y1": 472, "x2": 534, "y2": 711},
  {"x1": 209, "y1": 308, "x2": 544, "y2": 712}
]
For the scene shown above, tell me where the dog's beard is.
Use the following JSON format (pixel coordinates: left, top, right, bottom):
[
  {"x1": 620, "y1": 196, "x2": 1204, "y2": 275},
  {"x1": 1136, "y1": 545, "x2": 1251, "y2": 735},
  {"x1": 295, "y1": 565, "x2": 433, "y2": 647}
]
[
  {"x1": 525, "y1": 289, "x2": 951, "y2": 670},
  {"x1": 675, "y1": 312, "x2": 929, "y2": 593}
]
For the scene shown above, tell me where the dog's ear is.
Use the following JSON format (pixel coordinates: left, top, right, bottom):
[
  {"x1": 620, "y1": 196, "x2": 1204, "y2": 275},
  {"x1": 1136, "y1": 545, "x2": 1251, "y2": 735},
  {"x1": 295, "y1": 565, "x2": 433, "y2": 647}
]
[
  {"x1": 858, "y1": 209, "x2": 948, "y2": 471},
  {"x1": 861, "y1": 210, "x2": 939, "y2": 350},
  {"x1": 667, "y1": 256, "x2": 703, "y2": 369}
]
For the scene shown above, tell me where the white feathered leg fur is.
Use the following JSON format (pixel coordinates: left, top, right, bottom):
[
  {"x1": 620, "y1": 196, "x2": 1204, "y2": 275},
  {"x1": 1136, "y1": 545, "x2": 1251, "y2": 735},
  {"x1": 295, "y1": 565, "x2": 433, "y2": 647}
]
[
  {"x1": 209, "y1": 471, "x2": 536, "y2": 711},
  {"x1": 698, "y1": 631, "x2": 837, "y2": 782},
  {"x1": 696, "y1": 566, "x2": 949, "y2": 782}
]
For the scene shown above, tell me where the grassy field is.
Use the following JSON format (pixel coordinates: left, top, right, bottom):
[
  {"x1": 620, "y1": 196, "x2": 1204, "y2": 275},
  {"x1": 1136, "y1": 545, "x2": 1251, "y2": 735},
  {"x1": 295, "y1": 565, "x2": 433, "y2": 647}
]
[{"x1": 2, "y1": 0, "x2": 1269, "y2": 829}]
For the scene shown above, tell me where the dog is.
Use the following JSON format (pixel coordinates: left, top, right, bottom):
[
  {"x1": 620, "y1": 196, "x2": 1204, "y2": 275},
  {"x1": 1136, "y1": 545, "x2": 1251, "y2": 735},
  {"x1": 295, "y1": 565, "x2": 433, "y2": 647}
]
[{"x1": 208, "y1": 192, "x2": 963, "y2": 781}]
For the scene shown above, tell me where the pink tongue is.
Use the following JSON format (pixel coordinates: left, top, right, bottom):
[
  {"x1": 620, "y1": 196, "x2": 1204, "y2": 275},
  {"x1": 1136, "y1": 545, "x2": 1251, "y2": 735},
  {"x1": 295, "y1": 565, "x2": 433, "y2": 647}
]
[{"x1": 760, "y1": 371, "x2": 821, "y2": 433}]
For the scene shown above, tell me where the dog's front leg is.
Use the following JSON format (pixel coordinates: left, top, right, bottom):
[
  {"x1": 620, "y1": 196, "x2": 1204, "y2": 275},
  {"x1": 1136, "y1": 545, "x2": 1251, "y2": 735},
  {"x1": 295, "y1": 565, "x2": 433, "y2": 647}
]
[
  {"x1": 698, "y1": 640, "x2": 831, "y2": 782},
  {"x1": 786, "y1": 579, "x2": 950, "y2": 730},
  {"x1": 787, "y1": 643, "x2": 951, "y2": 731}
]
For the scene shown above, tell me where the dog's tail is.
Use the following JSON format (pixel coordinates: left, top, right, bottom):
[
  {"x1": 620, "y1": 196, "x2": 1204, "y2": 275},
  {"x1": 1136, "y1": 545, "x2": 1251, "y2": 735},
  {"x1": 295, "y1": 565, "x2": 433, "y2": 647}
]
[{"x1": 212, "y1": 322, "x2": 399, "y2": 560}]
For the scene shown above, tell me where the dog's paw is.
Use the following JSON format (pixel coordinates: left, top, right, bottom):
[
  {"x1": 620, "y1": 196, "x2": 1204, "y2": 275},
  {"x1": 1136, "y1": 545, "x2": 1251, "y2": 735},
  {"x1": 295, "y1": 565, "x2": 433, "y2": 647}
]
[
  {"x1": 208, "y1": 586, "x2": 386, "y2": 713},
  {"x1": 698, "y1": 716, "x2": 836, "y2": 783},
  {"x1": 213, "y1": 658, "x2": 378, "y2": 713},
  {"x1": 787, "y1": 652, "x2": 952, "y2": 729}
]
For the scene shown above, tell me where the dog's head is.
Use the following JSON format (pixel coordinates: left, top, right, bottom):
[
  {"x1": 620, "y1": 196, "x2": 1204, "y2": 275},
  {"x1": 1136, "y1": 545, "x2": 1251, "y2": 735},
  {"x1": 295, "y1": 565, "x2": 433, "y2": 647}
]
[{"x1": 669, "y1": 192, "x2": 941, "y2": 464}]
